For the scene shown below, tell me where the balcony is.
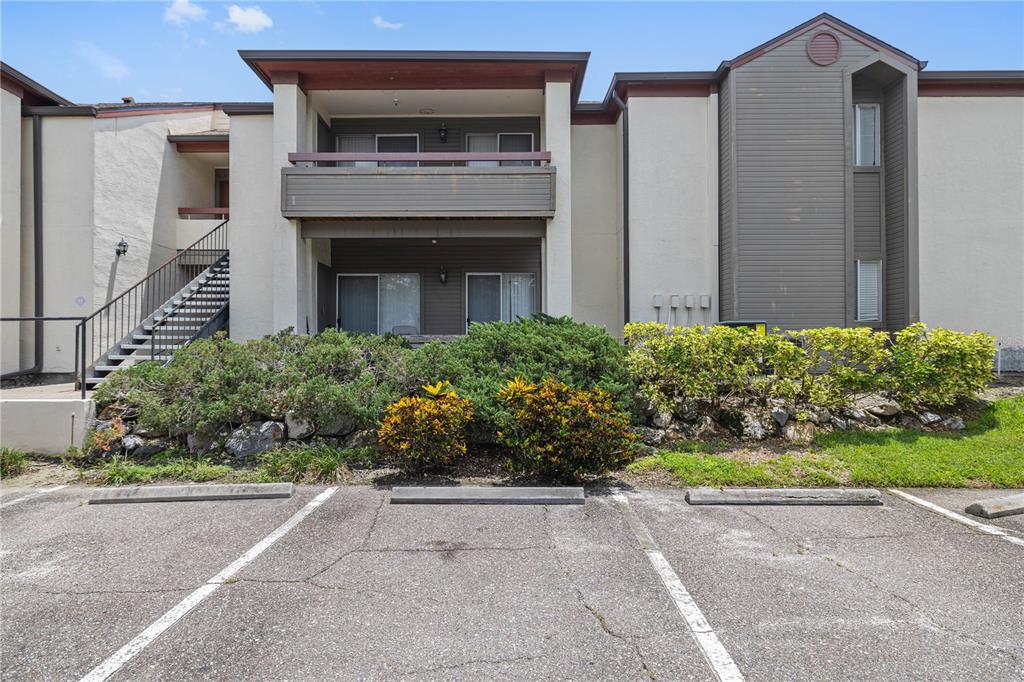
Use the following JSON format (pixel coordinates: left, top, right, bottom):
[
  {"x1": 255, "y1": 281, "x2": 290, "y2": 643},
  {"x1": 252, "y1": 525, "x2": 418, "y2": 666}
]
[{"x1": 281, "y1": 152, "x2": 555, "y2": 219}]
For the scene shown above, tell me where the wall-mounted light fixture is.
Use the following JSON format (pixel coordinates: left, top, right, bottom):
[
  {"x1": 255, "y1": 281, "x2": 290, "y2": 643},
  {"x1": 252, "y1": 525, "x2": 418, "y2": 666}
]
[
  {"x1": 439, "y1": 266, "x2": 447, "y2": 284},
  {"x1": 438, "y1": 122, "x2": 448, "y2": 143},
  {"x1": 115, "y1": 238, "x2": 129, "y2": 257}
]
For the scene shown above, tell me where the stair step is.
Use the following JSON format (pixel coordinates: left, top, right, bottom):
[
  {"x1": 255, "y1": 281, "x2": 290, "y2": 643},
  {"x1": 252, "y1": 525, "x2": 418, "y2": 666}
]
[{"x1": 122, "y1": 342, "x2": 185, "y2": 350}]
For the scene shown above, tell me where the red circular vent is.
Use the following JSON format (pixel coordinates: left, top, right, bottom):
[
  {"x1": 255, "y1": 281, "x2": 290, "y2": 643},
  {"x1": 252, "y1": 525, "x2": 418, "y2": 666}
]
[{"x1": 807, "y1": 31, "x2": 841, "y2": 66}]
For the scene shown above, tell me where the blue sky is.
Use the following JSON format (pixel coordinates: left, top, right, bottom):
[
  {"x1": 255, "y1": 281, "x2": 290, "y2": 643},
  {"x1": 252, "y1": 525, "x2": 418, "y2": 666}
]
[{"x1": 2, "y1": 1, "x2": 1022, "y2": 104}]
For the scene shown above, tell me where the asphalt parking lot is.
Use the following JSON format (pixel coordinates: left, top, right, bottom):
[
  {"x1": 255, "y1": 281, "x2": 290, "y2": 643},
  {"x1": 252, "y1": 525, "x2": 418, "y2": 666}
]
[{"x1": 2, "y1": 485, "x2": 1022, "y2": 681}]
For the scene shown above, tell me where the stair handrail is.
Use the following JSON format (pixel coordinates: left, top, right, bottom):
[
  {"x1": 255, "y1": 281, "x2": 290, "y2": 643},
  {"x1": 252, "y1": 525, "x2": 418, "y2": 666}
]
[{"x1": 76, "y1": 220, "x2": 228, "y2": 385}]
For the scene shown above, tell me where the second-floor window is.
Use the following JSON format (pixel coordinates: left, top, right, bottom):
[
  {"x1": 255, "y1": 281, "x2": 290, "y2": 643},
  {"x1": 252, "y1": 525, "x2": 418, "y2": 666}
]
[
  {"x1": 854, "y1": 103, "x2": 880, "y2": 166},
  {"x1": 336, "y1": 133, "x2": 419, "y2": 167},
  {"x1": 465, "y1": 133, "x2": 534, "y2": 167}
]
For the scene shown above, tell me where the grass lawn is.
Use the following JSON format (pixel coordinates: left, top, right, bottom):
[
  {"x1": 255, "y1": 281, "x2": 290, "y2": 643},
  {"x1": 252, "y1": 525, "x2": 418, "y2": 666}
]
[{"x1": 627, "y1": 396, "x2": 1024, "y2": 488}]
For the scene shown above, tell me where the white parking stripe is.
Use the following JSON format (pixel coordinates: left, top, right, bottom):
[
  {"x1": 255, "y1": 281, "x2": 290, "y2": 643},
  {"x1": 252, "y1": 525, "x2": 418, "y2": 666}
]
[
  {"x1": 613, "y1": 491, "x2": 744, "y2": 682},
  {"x1": 888, "y1": 489, "x2": 1024, "y2": 548},
  {"x1": 79, "y1": 486, "x2": 339, "y2": 682},
  {"x1": 0, "y1": 484, "x2": 68, "y2": 509}
]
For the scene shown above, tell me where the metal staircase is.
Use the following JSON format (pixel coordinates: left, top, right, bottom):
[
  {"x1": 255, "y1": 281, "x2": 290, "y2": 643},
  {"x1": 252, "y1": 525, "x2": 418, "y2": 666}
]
[{"x1": 77, "y1": 221, "x2": 229, "y2": 389}]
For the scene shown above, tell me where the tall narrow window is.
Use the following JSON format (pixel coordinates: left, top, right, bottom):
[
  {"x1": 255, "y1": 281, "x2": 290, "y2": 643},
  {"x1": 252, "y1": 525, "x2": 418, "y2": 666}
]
[
  {"x1": 854, "y1": 104, "x2": 880, "y2": 166},
  {"x1": 856, "y1": 260, "x2": 882, "y2": 322}
]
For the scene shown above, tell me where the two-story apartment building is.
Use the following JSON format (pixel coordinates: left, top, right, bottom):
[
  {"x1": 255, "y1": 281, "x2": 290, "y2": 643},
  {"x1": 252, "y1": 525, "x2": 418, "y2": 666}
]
[{"x1": 2, "y1": 14, "x2": 1022, "y2": 389}]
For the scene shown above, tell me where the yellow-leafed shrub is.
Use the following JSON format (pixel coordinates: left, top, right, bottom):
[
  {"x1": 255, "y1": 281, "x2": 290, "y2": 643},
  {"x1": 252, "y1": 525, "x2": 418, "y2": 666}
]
[
  {"x1": 497, "y1": 377, "x2": 637, "y2": 480},
  {"x1": 378, "y1": 381, "x2": 474, "y2": 470}
]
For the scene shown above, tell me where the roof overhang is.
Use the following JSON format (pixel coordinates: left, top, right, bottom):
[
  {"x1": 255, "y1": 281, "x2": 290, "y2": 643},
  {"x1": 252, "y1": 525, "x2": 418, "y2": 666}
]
[
  {"x1": 168, "y1": 132, "x2": 229, "y2": 152},
  {"x1": 0, "y1": 61, "x2": 73, "y2": 106},
  {"x1": 918, "y1": 70, "x2": 1024, "y2": 97},
  {"x1": 239, "y1": 50, "x2": 590, "y2": 106}
]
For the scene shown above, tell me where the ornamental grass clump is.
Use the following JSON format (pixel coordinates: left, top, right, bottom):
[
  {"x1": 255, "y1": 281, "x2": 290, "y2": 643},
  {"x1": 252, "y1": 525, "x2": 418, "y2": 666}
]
[
  {"x1": 496, "y1": 377, "x2": 637, "y2": 481},
  {"x1": 378, "y1": 381, "x2": 474, "y2": 471}
]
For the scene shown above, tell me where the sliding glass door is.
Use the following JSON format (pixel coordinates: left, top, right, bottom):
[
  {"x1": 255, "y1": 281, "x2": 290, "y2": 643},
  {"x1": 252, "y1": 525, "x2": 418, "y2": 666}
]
[
  {"x1": 466, "y1": 274, "x2": 501, "y2": 325},
  {"x1": 466, "y1": 273, "x2": 537, "y2": 329},
  {"x1": 337, "y1": 273, "x2": 420, "y2": 335}
]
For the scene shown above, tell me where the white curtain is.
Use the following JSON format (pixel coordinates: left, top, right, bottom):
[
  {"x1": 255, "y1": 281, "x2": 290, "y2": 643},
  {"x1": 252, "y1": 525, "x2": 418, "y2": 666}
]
[
  {"x1": 499, "y1": 133, "x2": 533, "y2": 167},
  {"x1": 337, "y1": 134, "x2": 375, "y2": 168},
  {"x1": 502, "y1": 273, "x2": 536, "y2": 322},
  {"x1": 466, "y1": 133, "x2": 499, "y2": 167},
  {"x1": 379, "y1": 273, "x2": 421, "y2": 335}
]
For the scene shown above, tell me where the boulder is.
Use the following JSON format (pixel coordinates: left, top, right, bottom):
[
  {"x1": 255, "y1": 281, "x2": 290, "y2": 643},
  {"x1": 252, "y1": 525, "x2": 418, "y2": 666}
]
[
  {"x1": 634, "y1": 444, "x2": 659, "y2": 458},
  {"x1": 689, "y1": 415, "x2": 720, "y2": 440},
  {"x1": 830, "y1": 415, "x2": 849, "y2": 431},
  {"x1": 88, "y1": 418, "x2": 113, "y2": 433},
  {"x1": 630, "y1": 426, "x2": 667, "y2": 446},
  {"x1": 806, "y1": 406, "x2": 832, "y2": 426},
  {"x1": 720, "y1": 409, "x2": 775, "y2": 441},
  {"x1": 783, "y1": 421, "x2": 816, "y2": 445},
  {"x1": 843, "y1": 408, "x2": 881, "y2": 427},
  {"x1": 344, "y1": 428, "x2": 379, "y2": 450},
  {"x1": 652, "y1": 411, "x2": 674, "y2": 429},
  {"x1": 187, "y1": 429, "x2": 227, "y2": 455},
  {"x1": 941, "y1": 416, "x2": 965, "y2": 431},
  {"x1": 671, "y1": 398, "x2": 700, "y2": 423},
  {"x1": 319, "y1": 414, "x2": 358, "y2": 437},
  {"x1": 917, "y1": 411, "x2": 942, "y2": 426},
  {"x1": 856, "y1": 394, "x2": 900, "y2": 418},
  {"x1": 285, "y1": 412, "x2": 315, "y2": 440},
  {"x1": 121, "y1": 435, "x2": 171, "y2": 457},
  {"x1": 225, "y1": 421, "x2": 285, "y2": 460},
  {"x1": 771, "y1": 407, "x2": 790, "y2": 428}
]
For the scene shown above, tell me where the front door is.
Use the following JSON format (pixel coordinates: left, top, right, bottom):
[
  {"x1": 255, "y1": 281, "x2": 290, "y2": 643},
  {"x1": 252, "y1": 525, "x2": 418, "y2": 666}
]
[{"x1": 466, "y1": 274, "x2": 501, "y2": 328}]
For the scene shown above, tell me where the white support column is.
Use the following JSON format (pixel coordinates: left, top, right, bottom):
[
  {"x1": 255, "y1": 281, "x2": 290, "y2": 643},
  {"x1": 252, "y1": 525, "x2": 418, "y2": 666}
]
[
  {"x1": 271, "y1": 81, "x2": 309, "y2": 333},
  {"x1": 543, "y1": 76, "x2": 573, "y2": 317}
]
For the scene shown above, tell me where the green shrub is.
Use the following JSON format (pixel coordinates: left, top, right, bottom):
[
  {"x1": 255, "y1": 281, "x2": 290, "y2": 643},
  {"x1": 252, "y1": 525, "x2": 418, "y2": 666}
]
[
  {"x1": 886, "y1": 323, "x2": 996, "y2": 408},
  {"x1": 377, "y1": 382, "x2": 474, "y2": 471},
  {"x1": 410, "y1": 316, "x2": 633, "y2": 433},
  {"x1": 786, "y1": 327, "x2": 891, "y2": 409},
  {"x1": 496, "y1": 377, "x2": 637, "y2": 480},
  {"x1": 0, "y1": 447, "x2": 28, "y2": 478}
]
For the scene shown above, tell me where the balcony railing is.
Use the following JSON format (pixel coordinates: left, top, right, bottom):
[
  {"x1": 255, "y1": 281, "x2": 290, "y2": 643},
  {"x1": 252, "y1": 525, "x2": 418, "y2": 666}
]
[{"x1": 282, "y1": 152, "x2": 556, "y2": 219}]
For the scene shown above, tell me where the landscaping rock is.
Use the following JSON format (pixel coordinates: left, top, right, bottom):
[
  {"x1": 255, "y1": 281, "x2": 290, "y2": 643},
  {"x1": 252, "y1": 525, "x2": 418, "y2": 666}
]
[
  {"x1": 690, "y1": 415, "x2": 720, "y2": 440},
  {"x1": 917, "y1": 411, "x2": 942, "y2": 426},
  {"x1": 671, "y1": 399, "x2": 700, "y2": 423},
  {"x1": 88, "y1": 419, "x2": 113, "y2": 433},
  {"x1": 830, "y1": 415, "x2": 849, "y2": 431},
  {"x1": 285, "y1": 412, "x2": 315, "y2": 440},
  {"x1": 652, "y1": 411, "x2": 674, "y2": 429},
  {"x1": 843, "y1": 408, "x2": 881, "y2": 426},
  {"x1": 344, "y1": 428, "x2": 378, "y2": 450},
  {"x1": 631, "y1": 426, "x2": 667, "y2": 446},
  {"x1": 806, "y1": 406, "x2": 832, "y2": 426},
  {"x1": 771, "y1": 407, "x2": 790, "y2": 428},
  {"x1": 635, "y1": 444, "x2": 659, "y2": 458},
  {"x1": 941, "y1": 416, "x2": 965, "y2": 431},
  {"x1": 225, "y1": 421, "x2": 285, "y2": 460},
  {"x1": 721, "y1": 409, "x2": 775, "y2": 441},
  {"x1": 783, "y1": 421, "x2": 816, "y2": 445},
  {"x1": 187, "y1": 429, "x2": 227, "y2": 455},
  {"x1": 856, "y1": 394, "x2": 900, "y2": 418},
  {"x1": 121, "y1": 435, "x2": 171, "y2": 457},
  {"x1": 895, "y1": 415, "x2": 922, "y2": 430},
  {"x1": 319, "y1": 414, "x2": 358, "y2": 437}
]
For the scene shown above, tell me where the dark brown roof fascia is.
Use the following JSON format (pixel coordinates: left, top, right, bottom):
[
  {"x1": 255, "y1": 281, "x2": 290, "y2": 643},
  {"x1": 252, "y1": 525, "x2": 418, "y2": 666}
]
[
  {"x1": 21, "y1": 105, "x2": 98, "y2": 117},
  {"x1": 221, "y1": 103, "x2": 273, "y2": 116},
  {"x1": 0, "y1": 61, "x2": 73, "y2": 106},
  {"x1": 918, "y1": 71, "x2": 1024, "y2": 97},
  {"x1": 167, "y1": 133, "x2": 230, "y2": 143},
  {"x1": 919, "y1": 70, "x2": 1024, "y2": 80}
]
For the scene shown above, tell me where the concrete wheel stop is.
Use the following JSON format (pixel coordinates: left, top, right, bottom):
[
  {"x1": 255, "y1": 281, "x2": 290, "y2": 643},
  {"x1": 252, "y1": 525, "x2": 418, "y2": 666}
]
[
  {"x1": 390, "y1": 486, "x2": 585, "y2": 505},
  {"x1": 88, "y1": 483, "x2": 294, "y2": 504},
  {"x1": 965, "y1": 492, "x2": 1024, "y2": 519},
  {"x1": 686, "y1": 487, "x2": 883, "y2": 506}
]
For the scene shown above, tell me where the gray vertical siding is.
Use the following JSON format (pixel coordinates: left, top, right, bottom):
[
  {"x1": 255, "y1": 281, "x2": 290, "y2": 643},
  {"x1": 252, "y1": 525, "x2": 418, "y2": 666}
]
[
  {"x1": 724, "y1": 30, "x2": 875, "y2": 330},
  {"x1": 718, "y1": 74, "x2": 737, "y2": 321},
  {"x1": 883, "y1": 78, "x2": 908, "y2": 330},
  {"x1": 329, "y1": 237, "x2": 542, "y2": 335},
  {"x1": 853, "y1": 172, "x2": 882, "y2": 258}
]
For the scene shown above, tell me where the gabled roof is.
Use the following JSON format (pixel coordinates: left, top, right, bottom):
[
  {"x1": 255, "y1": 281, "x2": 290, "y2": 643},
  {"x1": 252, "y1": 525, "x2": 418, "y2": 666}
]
[
  {"x1": 0, "y1": 61, "x2": 73, "y2": 106},
  {"x1": 239, "y1": 50, "x2": 591, "y2": 106}
]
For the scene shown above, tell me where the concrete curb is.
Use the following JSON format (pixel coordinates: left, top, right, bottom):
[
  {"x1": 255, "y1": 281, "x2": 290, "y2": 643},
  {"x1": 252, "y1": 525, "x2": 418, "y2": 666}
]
[
  {"x1": 965, "y1": 492, "x2": 1024, "y2": 519},
  {"x1": 686, "y1": 487, "x2": 883, "y2": 506},
  {"x1": 390, "y1": 486, "x2": 585, "y2": 505},
  {"x1": 87, "y1": 483, "x2": 294, "y2": 504}
]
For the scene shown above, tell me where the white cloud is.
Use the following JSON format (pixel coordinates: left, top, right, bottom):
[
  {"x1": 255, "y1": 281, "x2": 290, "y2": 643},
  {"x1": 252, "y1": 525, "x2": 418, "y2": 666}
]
[
  {"x1": 164, "y1": 0, "x2": 206, "y2": 25},
  {"x1": 226, "y1": 5, "x2": 273, "y2": 33},
  {"x1": 73, "y1": 41, "x2": 129, "y2": 80},
  {"x1": 372, "y1": 15, "x2": 402, "y2": 30}
]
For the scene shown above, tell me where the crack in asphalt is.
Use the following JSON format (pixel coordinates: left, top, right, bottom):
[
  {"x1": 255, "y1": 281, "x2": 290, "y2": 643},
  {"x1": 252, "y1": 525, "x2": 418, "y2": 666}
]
[
  {"x1": 395, "y1": 653, "x2": 546, "y2": 676},
  {"x1": 8, "y1": 585, "x2": 194, "y2": 597},
  {"x1": 736, "y1": 508, "x2": 1023, "y2": 664}
]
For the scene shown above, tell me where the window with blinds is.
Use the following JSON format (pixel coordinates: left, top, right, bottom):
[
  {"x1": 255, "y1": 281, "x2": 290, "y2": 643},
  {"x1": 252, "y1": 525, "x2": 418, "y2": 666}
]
[
  {"x1": 856, "y1": 260, "x2": 882, "y2": 322},
  {"x1": 854, "y1": 104, "x2": 880, "y2": 166}
]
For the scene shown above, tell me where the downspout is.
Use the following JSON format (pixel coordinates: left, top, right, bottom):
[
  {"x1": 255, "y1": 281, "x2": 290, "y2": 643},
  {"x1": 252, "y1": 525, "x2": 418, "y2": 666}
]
[
  {"x1": 2, "y1": 114, "x2": 43, "y2": 379},
  {"x1": 611, "y1": 90, "x2": 630, "y2": 326}
]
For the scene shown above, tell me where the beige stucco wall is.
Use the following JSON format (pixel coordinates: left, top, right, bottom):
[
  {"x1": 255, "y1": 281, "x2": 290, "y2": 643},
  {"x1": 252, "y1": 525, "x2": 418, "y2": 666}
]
[
  {"x1": 1, "y1": 89, "x2": 22, "y2": 374},
  {"x1": 0, "y1": 397, "x2": 94, "y2": 454},
  {"x1": 570, "y1": 123, "x2": 621, "y2": 334},
  {"x1": 228, "y1": 114, "x2": 275, "y2": 341},
  {"x1": 626, "y1": 96, "x2": 719, "y2": 327},
  {"x1": 918, "y1": 96, "x2": 1024, "y2": 366},
  {"x1": 543, "y1": 80, "x2": 573, "y2": 317}
]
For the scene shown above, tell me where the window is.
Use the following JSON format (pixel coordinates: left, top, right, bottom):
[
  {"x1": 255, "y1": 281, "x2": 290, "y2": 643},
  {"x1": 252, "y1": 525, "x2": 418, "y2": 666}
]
[
  {"x1": 376, "y1": 134, "x2": 418, "y2": 167},
  {"x1": 466, "y1": 273, "x2": 537, "y2": 329},
  {"x1": 336, "y1": 273, "x2": 421, "y2": 335},
  {"x1": 465, "y1": 132, "x2": 534, "y2": 167},
  {"x1": 335, "y1": 133, "x2": 419, "y2": 167},
  {"x1": 854, "y1": 104, "x2": 880, "y2": 166},
  {"x1": 856, "y1": 260, "x2": 882, "y2": 322}
]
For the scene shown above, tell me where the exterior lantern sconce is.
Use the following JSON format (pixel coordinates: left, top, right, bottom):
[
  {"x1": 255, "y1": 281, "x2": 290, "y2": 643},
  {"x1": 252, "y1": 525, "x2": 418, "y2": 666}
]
[
  {"x1": 438, "y1": 122, "x2": 448, "y2": 143},
  {"x1": 439, "y1": 266, "x2": 447, "y2": 284},
  {"x1": 115, "y1": 238, "x2": 129, "y2": 257}
]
